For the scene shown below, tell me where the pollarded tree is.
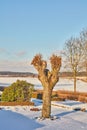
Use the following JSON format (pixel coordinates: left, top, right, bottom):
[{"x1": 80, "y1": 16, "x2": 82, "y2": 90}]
[{"x1": 31, "y1": 54, "x2": 61, "y2": 118}]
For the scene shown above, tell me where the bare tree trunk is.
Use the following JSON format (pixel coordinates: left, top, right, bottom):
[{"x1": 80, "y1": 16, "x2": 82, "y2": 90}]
[
  {"x1": 74, "y1": 70, "x2": 76, "y2": 93},
  {"x1": 42, "y1": 86, "x2": 52, "y2": 118},
  {"x1": 86, "y1": 65, "x2": 87, "y2": 80}
]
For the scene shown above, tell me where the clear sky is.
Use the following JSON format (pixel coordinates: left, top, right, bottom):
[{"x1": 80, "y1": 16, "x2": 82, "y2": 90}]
[{"x1": 0, "y1": 0, "x2": 87, "y2": 72}]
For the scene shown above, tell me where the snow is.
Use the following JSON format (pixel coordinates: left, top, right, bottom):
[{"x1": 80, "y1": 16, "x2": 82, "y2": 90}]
[
  {"x1": 0, "y1": 77, "x2": 87, "y2": 130},
  {"x1": 0, "y1": 108, "x2": 43, "y2": 130},
  {"x1": 0, "y1": 99, "x2": 87, "y2": 130},
  {"x1": 0, "y1": 77, "x2": 87, "y2": 92},
  {"x1": 0, "y1": 77, "x2": 41, "y2": 86}
]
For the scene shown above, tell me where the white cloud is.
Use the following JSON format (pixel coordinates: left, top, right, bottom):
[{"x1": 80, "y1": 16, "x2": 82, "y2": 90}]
[
  {"x1": 0, "y1": 48, "x2": 7, "y2": 54},
  {"x1": 0, "y1": 60, "x2": 37, "y2": 73},
  {"x1": 15, "y1": 51, "x2": 27, "y2": 57}
]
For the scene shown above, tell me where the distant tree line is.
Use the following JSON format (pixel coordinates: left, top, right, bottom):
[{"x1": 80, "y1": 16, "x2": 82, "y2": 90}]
[
  {"x1": 0, "y1": 71, "x2": 86, "y2": 78},
  {"x1": 59, "y1": 72, "x2": 87, "y2": 77},
  {"x1": 0, "y1": 71, "x2": 37, "y2": 77}
]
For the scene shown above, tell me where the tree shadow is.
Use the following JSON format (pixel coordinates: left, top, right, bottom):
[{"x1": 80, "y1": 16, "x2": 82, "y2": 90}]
[
  {"x1": 0, "y1": 109, "x2": 44, "y2": 130},
  {"x1": 54, "y1": 110, "x2": 77, "y2": 118},
  {"x1": 60, "y1": 101, "x2": 84, "y2": 106}
]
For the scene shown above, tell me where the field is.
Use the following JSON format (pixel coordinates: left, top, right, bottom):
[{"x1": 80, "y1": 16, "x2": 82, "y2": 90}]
[{"x1": 0, "y1": 76, "x2": 87, "y2": 92}]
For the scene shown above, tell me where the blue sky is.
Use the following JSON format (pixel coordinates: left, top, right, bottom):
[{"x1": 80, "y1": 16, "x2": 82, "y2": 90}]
[{"x1": 0, "y1": 0, "x2": 87, "y2": 72}]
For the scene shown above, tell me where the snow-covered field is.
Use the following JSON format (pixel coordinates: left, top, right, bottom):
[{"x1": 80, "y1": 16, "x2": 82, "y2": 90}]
[
  {"x1": 0, "y1": 77, "x2": 87, "y2": 130},
  {"x1": 0, "y1": 77, "x2": 87, "y2": 92},
  {"x1": 0, "y1": 99, "x2": 87, "y2": 130}
]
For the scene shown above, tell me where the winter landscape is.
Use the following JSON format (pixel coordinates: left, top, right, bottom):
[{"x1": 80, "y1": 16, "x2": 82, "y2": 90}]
[
  {"x1": 1, "y1": 1, "x2": 87, "y2": 130},
  {"x1": 0, "y1": 77, "x2": 87, "y2": 130}
]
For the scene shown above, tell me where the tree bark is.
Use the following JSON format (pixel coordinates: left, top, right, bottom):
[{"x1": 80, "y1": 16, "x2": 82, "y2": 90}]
[
  {"x1": 86, "y1": 64, "x2": 87, "y2": 80},
  {"x1": 42, "y1": 86, "x2": 52, "y2": 118}
]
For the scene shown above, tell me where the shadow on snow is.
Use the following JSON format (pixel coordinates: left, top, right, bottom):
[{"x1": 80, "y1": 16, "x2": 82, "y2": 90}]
[{"x1": 0, "y1": 109, "x2": 44, "y2": 130}]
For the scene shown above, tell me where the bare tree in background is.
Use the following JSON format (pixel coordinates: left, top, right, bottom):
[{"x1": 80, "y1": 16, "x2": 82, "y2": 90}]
[
  {"x1": 63, "y1": 37, "x2": 83, "y2": 93},
  {"x1": 80, "y1": 29, "x2": 87, "y2": 79},
  {"x1": 31, "y1": 54, "x2": 61, "y2": 118}
]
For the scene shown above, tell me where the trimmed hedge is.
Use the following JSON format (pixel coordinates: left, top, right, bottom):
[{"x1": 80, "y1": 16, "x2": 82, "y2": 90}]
[
  {"x1": 0, "y1": 101, "x2": 34, "y2": 106},
  {"x1": 57, "y1": 90, "x2": 87, "y2": 102},
  {"x1": 32, "y1": 90, "x2": 87, "y2": 102}
]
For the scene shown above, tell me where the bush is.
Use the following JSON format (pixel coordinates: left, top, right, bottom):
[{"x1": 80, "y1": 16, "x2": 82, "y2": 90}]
[
  {"x1": 1, "y1": 80, "x2": 34, "y2": 102},
  {"x1": 30, "y1": 107, "x2": 41, "y2": 111},
  {"x1": 78, "y1": 96, "x2": 87, "y2": 103},
  {"x1": 51, "y1": 97, "x2": 65, "y2": 101},
  {"x1": 32, "y1": 90, "x2": 43, "y2": 99},
  {"x1": 32, "y1": 92, "x2": 38, "y2": 98}
]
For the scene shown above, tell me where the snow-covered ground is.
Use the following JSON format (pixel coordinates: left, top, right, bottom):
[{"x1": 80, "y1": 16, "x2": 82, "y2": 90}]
[
  {"x1": 0, "y1": 77, "x2": 87, "y2": 130},
  {"x1": 0, "y1": 77, "x2": 87, "y2": 92},
  {"x1": 0, "y1": 99, "x2": 87, "y2": 130}
]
